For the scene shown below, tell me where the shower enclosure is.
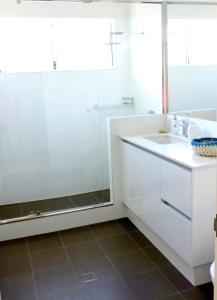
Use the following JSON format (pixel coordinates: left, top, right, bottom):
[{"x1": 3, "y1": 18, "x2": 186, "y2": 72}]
[{"x1": 0, "y1": 1, "x2": 162, "y2": 225}]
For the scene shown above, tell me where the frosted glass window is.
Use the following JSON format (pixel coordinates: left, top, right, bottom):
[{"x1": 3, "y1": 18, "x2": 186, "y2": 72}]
[
  {"x1": 0, "y1": 18, "x2": 114, "y2": 73},
  {"x1": 0, "y1": 18, "x2": 53, "y2": 73},
  {"x1": 53, "y1": 19, "x2": 113, "y2": 71},
  {"x1": 168, "y1": 19, "x2": 217, "y2": 66}
]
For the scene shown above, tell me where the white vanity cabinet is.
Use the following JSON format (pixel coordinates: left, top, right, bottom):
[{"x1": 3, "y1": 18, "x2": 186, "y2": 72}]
[
  {"x1": 119, "y1": 134, "x2": 217, "y2": 285},
  {"x1": 120, "y1": 139, "x2": 216, "y2": 280}
]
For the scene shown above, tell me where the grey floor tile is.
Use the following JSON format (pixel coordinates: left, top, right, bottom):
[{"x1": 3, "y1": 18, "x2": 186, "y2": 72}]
[
  {"x1": 65, "y1": 240, "x2": 105, "y2": 263},
  {"x1": 125, "y1": 268, "x2": 177, "y2": 300},
  {"x1": 0, "y1": 274, "x2": 36, "y2": 300},
  {"x1": 89, "y1": 220, "x2": 125, "y2": 239},
  {"x1": 27, "y1": 232, "x2": 62, "y2": 253},
  {"x1": 109, "y1": 249, "x2": 155, "y2": 278},
  {"x1": 160, "y1": 265, "x2": 193, "y2": 291},
  {"x1": 35, "y1": 266, "x2": 81, "y2": 300},
  {"x1": 0, "y1": 238, "x2": 28, "y2": 258},
  {"x1": 30, "y1": 247, "x2": 69, "y2": 273},
  {"x1": 98, "y1": 234, "x2": 138, "y2": 255},
  {"x1": 128, "y1": 230, "x2": 153, "y2": 248},
  {"x1": 0, "y1": 218, "x2": 199, "y2": 300},
  {"x1": 60, "y1": 226, "x2": 94, "y2": 245},
  {"x1": 81, "y1": 278, "x2": 135, "y2": 300},
  {"x1": 0, "y1": 255, "x2": 32, "y2": 280},
  {"x1": 75, "y1": 257, "x2": 119, "y2": 284},
  {"x1": 142, "y1": 245, "x2": 171, "y2": 268}
]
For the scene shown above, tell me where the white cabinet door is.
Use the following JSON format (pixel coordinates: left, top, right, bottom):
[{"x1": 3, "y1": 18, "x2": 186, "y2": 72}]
[
  {"x1": 121, "y1": 141, "x2": 141, "y2": 215},
  {"x1": 161, "y1": 200, "x2": 192, "y2": 264},
  {"x1": 161, "y1": 160, "x2": 192, "y2": 218},
  {"x1": 161, "y1": 160, "x2": 192, "y2": 263},
  {"x1": 139, "y1": 151, "x2": 161, "y2": 236}
]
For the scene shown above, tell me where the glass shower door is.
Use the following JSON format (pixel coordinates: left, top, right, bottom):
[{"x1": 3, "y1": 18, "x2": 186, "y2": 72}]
[{"x1": 0, "y1": 71, "x2": 107, "y2": 224}]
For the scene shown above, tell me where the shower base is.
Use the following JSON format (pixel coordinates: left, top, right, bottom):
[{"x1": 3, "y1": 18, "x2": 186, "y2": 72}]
[{"x1": 0, "y1": 189, "x2": 110, "y2": 224}]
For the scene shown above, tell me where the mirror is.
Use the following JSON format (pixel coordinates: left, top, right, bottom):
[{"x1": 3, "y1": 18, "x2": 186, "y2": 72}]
[{"x1": 167, "y1": 4, "x2": 217, "y2": 121}]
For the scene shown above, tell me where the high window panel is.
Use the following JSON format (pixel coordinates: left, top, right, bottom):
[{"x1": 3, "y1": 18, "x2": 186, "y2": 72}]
[
  {"x1": 0, "y1": 18, "x2": 114, "y2": 73},
  {"x1": 53, "y1": 18, "x2": 114, "y2": 71},
  {"x1": 168, "y1": 19, "x2": 217, "y2": 66},
  {"x1": 0, "y1": 18, "x2": 53, "y2": 73}
]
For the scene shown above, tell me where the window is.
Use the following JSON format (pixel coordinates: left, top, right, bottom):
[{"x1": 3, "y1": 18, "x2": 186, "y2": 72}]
[
  {"x1": 0, "y1": 18, "x2": 53, "y2": 73},
  {"x1": 168, "y1": 19, "x2": 217, "y2": 66},
  {"x1": 54, "y1": 19, "x2": 113, "y2": 71},
  {"x1": 0, "y1": 18, "x2": 114, "y2": 73}
]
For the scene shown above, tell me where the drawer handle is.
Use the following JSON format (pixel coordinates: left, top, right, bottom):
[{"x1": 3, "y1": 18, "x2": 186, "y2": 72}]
[{"x1": 161, "y1": 198, "x2": 191, "y2": 222}]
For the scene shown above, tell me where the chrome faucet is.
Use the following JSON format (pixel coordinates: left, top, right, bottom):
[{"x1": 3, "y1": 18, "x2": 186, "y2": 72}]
[
  {"x1": 177, "y1": 119, "x2": 190, "y2": 137},
  {"x1": 182, "y1": 119, "x2": 190, "y2": 137},
  {"x1": 173, "y1": 115, "x2": 190, "y2": 137}
]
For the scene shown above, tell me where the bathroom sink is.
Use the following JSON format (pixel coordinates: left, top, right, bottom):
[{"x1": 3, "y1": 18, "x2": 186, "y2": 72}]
[{"x1": 143, "y1": 135, "x2": 186, "y2": 145}]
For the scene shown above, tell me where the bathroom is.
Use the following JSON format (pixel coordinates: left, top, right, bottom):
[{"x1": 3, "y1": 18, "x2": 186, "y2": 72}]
[{"x1": 0, "y1": 0, "x2": 217, "y2": 299}]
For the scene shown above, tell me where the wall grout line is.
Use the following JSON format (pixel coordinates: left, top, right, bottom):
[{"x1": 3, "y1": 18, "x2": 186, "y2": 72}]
[{"x1": 25, "y1": 237, "x2": 39, "y2": 300}]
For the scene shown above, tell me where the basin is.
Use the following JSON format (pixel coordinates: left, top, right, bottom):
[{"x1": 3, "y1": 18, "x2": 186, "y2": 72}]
[{"x1": 143, "y1": 135, "x2": 185, "y2": 145}]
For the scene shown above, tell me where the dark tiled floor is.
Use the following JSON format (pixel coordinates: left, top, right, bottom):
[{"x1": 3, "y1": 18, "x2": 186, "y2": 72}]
[
  {"x1": 0, "y1": 218, "x2": 214, "y2": 300},
  {"x1": 0, "y1": 189, "x2": 110, "y2": 222}
]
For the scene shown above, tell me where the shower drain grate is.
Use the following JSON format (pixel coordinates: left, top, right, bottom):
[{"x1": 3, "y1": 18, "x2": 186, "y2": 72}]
[{"x1": 81, "y1": 271, "x2": 98, "y2": 283}]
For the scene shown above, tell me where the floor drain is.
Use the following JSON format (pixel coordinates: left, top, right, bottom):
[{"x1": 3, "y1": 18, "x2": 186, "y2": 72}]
[{"x1": 81, "y1": 271, "x2": 97, "y2": 283}]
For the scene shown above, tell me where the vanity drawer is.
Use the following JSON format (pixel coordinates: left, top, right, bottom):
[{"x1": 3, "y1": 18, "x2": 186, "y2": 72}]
[
  {"x1": 161, "y1": 199, "x2": 192, "y2": 264},
  {"x1": 161, "y1": 160, "x2": 192, "y2": 218}
]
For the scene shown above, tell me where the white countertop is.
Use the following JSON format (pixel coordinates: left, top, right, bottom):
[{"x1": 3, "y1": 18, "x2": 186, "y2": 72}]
[{"x1": 120, "y1": 133, "x2": 217, "y2": 169}]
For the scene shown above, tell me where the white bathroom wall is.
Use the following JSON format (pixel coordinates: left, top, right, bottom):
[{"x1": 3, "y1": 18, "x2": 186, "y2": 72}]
[
  {"x1": 128, "y1": 4, "x2": 162, "y2": 114},
  {"x1": 0, "y1": 2, "x2": 132, "y2": 205}
]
